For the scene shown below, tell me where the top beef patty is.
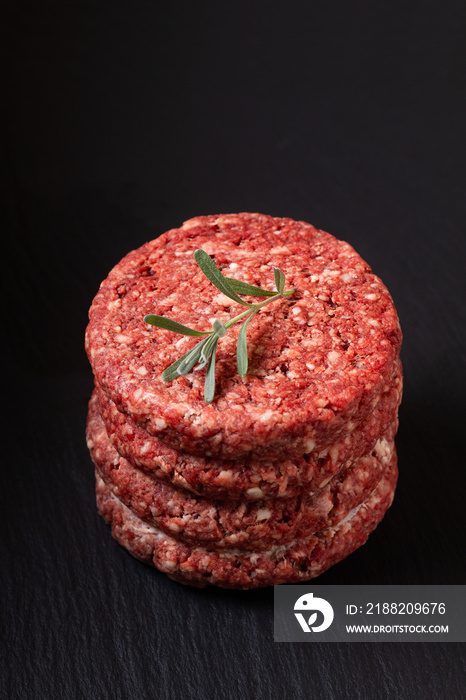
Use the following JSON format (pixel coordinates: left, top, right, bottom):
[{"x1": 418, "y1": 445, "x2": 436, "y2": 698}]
[{"x1": 86, "y1": 213, "x2": 402, "y2": 460}]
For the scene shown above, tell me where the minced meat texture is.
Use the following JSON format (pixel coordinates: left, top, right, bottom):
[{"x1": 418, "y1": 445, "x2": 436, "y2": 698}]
[
  {"x1": 86, "y1": 213, "x2": 402, "y2": 461},
  {"x1": 95, "y1": 456, "x2": 398, "y2": 589},
  {"x1": 87, "y1": 393, "x2": 396, "y2": 550},
  {"x1": 95, "y1": 359, "x2": 401, "y2": 500}
]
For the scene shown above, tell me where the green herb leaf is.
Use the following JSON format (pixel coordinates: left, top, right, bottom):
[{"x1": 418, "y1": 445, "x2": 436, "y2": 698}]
[
  {"x1": 226, "y1": 278, "x2": 276, "y2": 297},
  {"x1": 237, "y1": 310, "x2": 258, "y2": 377},
  {"x1": 204, "y1": 338, "x2": 218, "y2": 403},
  {"x1": 196, "y1": 334, "x2": 218, "y2": 370},
  {"x1": 212, "y1": 319, "x2": 227, "y2": 337},
  {"x1": 162, "y1": 338, "x2": 209, "y2": 380},
  {"x1": 273, "y1": 267, "x2": 286, "y2": 295},
  {"x1": 178, "y1": 340, "x2": 210, "y2": 376},
  {"x1": 194, "y1": 249, "x2": 251, "y2": 307},
  {"x1": 144, "y1": 314, "x2": 210, "y2": 337}
]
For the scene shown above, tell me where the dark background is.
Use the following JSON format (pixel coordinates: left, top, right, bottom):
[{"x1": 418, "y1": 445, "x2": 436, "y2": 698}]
[{"x1": 3, "y1": 1, "x2": 466, "y2": 698}]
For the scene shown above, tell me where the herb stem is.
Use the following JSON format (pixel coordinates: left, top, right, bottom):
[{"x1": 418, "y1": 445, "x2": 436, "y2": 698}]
[{"x1": 224, "y1": 289, "x2": 295, "y2": 329}]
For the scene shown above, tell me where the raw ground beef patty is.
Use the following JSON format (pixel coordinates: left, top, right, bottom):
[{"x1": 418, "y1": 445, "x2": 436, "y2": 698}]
[
  {"x1": 95, "y1": 456, "x2": 398, "y2": 589},
  {"x1": 95, "y1": 359, "x2": 402, "y2": 500},
  {"x1": 87, "y1": 393, "x2": 397, "y2": 550},
  {"x1": 86, "y1": 213, "x2": 402, "y2": 461}
]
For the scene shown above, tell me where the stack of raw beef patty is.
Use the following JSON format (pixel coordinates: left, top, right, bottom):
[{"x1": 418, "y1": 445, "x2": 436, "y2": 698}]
[{"x1": 85, "y1": 213, "x2": 403, "y2": 589}]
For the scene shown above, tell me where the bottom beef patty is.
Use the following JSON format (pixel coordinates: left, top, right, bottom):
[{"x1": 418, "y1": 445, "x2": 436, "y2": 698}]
[{"x1": 95, "y1": 454, "x2": 398, "y2": 589}]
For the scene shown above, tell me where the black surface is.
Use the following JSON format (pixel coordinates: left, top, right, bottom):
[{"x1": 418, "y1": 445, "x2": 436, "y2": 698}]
[{"x1": 3, "y1": 2, "x2": 466, "y2": 698}]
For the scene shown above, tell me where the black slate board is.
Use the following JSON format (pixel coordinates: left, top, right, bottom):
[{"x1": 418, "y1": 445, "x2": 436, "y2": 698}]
[{"x1": 3, "y1": 2, "x2": 466, "y2": 698}]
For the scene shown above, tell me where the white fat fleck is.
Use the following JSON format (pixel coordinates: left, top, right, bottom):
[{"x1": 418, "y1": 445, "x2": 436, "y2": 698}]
[
  {"x1": 328, "y1": 350, "x2": 340, "y2": 364},
  {"x1": 133, "y1": 388, "x2": 143, "y2": 400},
  {"x1": 229, "y1": 262, "x2": 239, "y2": 270},
  {"x1": 216, "y1": 470, "x2": 234, "y2": 484},
  {"x1": 364, "y1": 293, "x2": 378, "y2": 301},
  {"x1": 199, "y1": 242, "x2": 215, "y2": 254},
  {"x1": 259, "y1": 409, "x2": 274, "y2": 423},
  {"x1": 329, "y1": 445, "x2": 340, "y2": 463},
  {"x1": 139, "y1": 441, "x2": 152, "y2": 454},
  {"x1": 181, "y1": 218, "x2": 198, "y2": 229},
  {"x1": 163, "y1": 560, "x2": 177, "y2": 569},
  {"x1": 236, "y1": 503, "x2": 247, "y2": 517},
  {"x1": 337, "y1": 502, "x2": 363, "y2": 526},
  {"x1": 137, "y1": 366, "x2": 148, "y2": 376},
  {"x1": 134, "y1": 523, "x2": 160, "y2": 537},
  {"x1": 214, "y1": 293, "x2": 234, "y2": 306},
  {"x1": 270, "y1": 246, "x2": 291, "y2": 254},
  {"x1": 368, "y1": 318, "x2": 381, "y2": 328},
  {"x1": 303, "y1": 438, "x2": 315, "y2": 453},
  {"x1": 256, "y1": 508, "x2": 272, "y2": 521},
  {"x1": 341, "y1": 273, "x2": 354, "y2": 283},
  {"x1": 154, "y1": 418, "x2": 167, "y2": 430},
  {"x1": 373, "y1": 437, "x2": 391, "y2": 459},
  {"x1": 306, "y1": 363, "x2": 315, "y2": 371},
  {"x1": 246, "y1": 487, "x2": 264, "y2": 499},
  {"x1": 114, "y1": 333, "x2": 131, "y2": 344}
]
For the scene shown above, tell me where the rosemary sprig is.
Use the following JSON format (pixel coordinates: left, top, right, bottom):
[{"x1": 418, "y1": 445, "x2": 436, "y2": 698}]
[{"x1": 144, "y1": 250, "x2": 295, "y2": 403}]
